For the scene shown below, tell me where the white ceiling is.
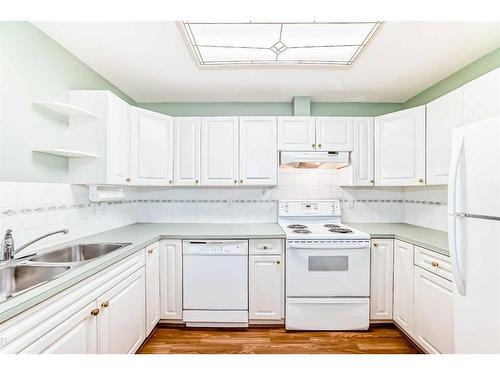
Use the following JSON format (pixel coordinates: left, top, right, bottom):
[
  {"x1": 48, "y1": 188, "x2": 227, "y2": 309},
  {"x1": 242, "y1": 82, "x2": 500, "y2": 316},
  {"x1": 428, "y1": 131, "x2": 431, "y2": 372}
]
[{"x1": 34, "y1": 21, "x2": 500, "y2": 103}]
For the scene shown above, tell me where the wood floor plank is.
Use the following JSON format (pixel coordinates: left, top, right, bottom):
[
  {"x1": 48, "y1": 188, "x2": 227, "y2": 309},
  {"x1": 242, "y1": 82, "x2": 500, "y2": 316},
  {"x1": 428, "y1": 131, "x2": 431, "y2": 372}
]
[{"x1": 139, "y1": 325, "x2": 420, "y2": 354}]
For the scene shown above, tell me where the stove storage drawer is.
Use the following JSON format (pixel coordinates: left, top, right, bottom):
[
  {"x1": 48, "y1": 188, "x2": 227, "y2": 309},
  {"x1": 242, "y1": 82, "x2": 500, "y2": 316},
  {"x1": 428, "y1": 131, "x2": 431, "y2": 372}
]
[
  {"x1": 286, "y1": 244, "x2": 370, "y2": 297},
  {"x1": 249, "y1": 239, "x2": 283, "y2": 255},
  {"x1": 286, "y1": 297, "x2": 370, "y2": 330}
]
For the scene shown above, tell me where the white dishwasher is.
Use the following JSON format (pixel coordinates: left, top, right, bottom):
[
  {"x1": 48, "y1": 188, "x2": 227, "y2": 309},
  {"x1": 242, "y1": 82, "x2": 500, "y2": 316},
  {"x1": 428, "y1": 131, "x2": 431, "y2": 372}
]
[{"x1": 182, "y1": 240, "x2": 249, "y2": 327}]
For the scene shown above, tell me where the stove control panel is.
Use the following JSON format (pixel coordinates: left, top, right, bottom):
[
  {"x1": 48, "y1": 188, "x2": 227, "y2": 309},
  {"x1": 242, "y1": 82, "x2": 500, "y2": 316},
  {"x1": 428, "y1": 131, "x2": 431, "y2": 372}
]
[{"x1": 279, "y1": 200, "x2": 341, "y2": 217}]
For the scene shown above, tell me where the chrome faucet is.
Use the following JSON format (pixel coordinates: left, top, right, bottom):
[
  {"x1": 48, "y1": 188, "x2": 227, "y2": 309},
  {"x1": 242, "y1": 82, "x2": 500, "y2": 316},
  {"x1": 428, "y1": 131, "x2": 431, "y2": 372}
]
[{"x1": 1, "y1": 229, "x2": 69, "y2": 261}]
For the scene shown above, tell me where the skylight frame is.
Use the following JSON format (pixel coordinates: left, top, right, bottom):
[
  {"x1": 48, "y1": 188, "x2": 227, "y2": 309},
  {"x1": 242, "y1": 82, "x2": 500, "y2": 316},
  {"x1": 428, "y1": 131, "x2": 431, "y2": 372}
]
[{"x1": 180, "y1": 21, "x2": 382, "y2": 66}]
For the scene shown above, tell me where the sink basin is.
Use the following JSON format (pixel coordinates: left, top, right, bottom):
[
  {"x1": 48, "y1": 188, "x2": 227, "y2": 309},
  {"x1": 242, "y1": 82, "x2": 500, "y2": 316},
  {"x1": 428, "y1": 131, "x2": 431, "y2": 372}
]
[
  {"x1": 0, "y1": 265, "x2": 71, "y2": 301},
  {"x1": 28, "y1": 243, "x2": 131, "y2": 263}
]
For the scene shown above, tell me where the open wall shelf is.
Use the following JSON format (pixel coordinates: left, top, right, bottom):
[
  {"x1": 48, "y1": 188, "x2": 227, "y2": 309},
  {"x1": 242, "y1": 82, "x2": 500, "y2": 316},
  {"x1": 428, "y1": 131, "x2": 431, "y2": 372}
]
[
  {"x1": 33, "y1": 101, "x2": 101, "y2": 119},
  {"x1": 33, "y1": 148, "x2": 100, "y2": 158}
]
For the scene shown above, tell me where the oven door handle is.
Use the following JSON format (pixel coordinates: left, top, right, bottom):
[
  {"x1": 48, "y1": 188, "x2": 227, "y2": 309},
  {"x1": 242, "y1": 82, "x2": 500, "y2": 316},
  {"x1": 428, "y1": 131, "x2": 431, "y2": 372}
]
[{"x1": 287, "y1": 243, "x2": 370, "y2": 250}]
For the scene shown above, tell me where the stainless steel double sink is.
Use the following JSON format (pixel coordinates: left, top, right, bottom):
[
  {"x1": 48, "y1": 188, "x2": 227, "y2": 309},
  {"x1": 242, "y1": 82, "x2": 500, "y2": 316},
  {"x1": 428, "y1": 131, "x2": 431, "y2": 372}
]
[{"x1": 0, "y1": 242, "x2": 131, "y2": 302}]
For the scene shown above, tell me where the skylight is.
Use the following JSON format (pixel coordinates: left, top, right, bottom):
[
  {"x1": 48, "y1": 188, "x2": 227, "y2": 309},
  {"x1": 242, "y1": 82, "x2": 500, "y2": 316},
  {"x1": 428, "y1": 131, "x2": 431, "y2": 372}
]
[{"x1": 181, "y1": 21, "x2": 381, "y2": 66}]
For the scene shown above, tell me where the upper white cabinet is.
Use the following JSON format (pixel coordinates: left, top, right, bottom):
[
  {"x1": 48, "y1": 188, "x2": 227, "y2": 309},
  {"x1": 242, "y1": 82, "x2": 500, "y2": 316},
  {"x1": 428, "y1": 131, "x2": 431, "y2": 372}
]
[
  {"x1": 68, "y1": 90, "x2": 131, "y2": 185},
  {"x1": 414, "y1": 266, "x2": 454, "y2": 354},
  {"x1": 201, "y1": 117, "x2": 239, "y2": 186},
  {"x1": 374, "y1": 106, "x2": 426, "y2": 186},
  {"x1": 159, "y1": 240, "x2": 183, "y2": 321},
  {"x1": 130, "y1": 107, "x2": 174, "y2": 186},
  {"x1": 315, "y1": 117, "x2": 354, "y2": 151},
  {"x1": 145, "y1": 242, "x2": 161, "y2": 336},
  {"x1": 278, "y1": 116, "x2": 316, "y2": 151},
  {"x1": 174, "y1": 117, "x2": 201, "y2": 186},
  {"x1": 426, "y1": 87, "x2": 464, "y2": 185},
  {"x1": 370, "y1": 239, "x2": 394, "y2": 321},
  {"x1": 278, "y1": 116, "x2": 353, "y2": 151},
  {"x1": 239, "y1": 117, "x2": 278, "y2": 186},
  {"x1": 393, "y1": 240, "x2": 415, "y2": 336},
  {"x1": 463, "y1": 67, "x2": 500, "y2": 124}
]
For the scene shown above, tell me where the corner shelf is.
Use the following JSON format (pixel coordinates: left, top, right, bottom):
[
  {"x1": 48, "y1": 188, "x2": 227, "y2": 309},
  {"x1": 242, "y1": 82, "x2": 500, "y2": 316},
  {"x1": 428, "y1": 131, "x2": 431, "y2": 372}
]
[
  {"x1": 33, "y1": 101, "x2": 101, "y2": 119},
  {"x1": 33, "y1": 148, "x2": 100, "y2": 158}
]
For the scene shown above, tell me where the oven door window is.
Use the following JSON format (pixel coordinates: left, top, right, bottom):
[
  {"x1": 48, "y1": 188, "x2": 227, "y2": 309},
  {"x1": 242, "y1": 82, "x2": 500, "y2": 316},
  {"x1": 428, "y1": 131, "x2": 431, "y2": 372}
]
[{"x1": 308, "y1": 256, "x2": 348, "y2": 272}]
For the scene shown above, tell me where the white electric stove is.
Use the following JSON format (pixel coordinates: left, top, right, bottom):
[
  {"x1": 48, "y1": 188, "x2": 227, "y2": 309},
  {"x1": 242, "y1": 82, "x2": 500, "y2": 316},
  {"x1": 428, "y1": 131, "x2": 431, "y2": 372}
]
[{"x1": 279, "y1": 200, "x2": 371, "y2": 331}]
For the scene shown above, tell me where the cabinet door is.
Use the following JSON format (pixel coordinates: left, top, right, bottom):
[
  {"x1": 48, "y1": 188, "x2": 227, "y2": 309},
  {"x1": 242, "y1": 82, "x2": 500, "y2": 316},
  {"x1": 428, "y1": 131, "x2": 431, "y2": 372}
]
[
  {"x1": 249, "y1": 255, "x2": 283, "y2": 320},
  {"x1": 463, "y1": 67, "x2": 500, "y2": 124},
  {"x1": 393, "y1": 240, "x2": 415, "y2": 335},
  {"x1": 414, "y1": 267, "x2": 454, "y2": 354},
  {"x1": 315, "y1": 117, "x2": 354, "y2": 151},
  {"x1": 374, "y1": 106, "x2": 426, "y2": 186},
  {"x1": 130, "y1": 107, "x2": 174, "y2": 186},
  {"x1": 277, "y1": 116, "x2": 316, "y2": 151},
  {"x1": 426, "y1": 87, "x2": 464, "y2": 185},
  {"x1": 370, "y1": 239, "x2": 394, "y2": 321},
  {"x1": 201, "y1": 117, "x2": 239, "y2": 186},
  {"x1": 239, "y1": 117, "x2": 278, "y2": 186},
  {"x1": 107, "y1": 94, "x2": 131, "y2": 185},
  {"x1": 21, "y1": 301, "x2": 98, "y2": 354},
  {"x1": 160, "y1": 240, "x2": 183, "y2": 320},
  {"x1": 145, "y1": 242, "x2": 160, "y2": 336},
  {"x1": 174, "y1": 117, "x2": 201, "y2": 186},
  {"x1": 97, "y1": 268, "x2": 146, "y2": 354},
  {"x1": 353, "y1": 117, "x2": 375, "y2": 186}
]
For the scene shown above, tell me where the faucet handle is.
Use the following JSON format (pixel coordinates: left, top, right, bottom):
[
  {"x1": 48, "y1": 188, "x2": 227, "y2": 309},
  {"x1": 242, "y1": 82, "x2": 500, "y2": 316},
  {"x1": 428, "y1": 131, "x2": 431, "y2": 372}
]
[{"x1": 1, "y1": 229, "x2": 15, "y2": 261}]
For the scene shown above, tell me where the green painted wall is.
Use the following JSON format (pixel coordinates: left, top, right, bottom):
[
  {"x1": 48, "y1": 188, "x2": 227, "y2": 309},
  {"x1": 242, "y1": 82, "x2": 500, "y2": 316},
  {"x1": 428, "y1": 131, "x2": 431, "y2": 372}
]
[
  {"x1": 0, "y1": 22, "x2": 135, "y2": 182},
  {"x1": 404, "y1": 47, "x2": 500, "y2": 108},
  {"x1": 311, "y1": 102, "x2": 404, "y2": 116}
]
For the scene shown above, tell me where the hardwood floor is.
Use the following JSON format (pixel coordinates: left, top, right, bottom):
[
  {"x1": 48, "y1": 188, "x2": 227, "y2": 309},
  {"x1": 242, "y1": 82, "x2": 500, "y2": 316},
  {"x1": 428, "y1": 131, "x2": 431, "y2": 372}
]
[{"x1": 139, "y1": 325, "x2": 420, "y2": 354}]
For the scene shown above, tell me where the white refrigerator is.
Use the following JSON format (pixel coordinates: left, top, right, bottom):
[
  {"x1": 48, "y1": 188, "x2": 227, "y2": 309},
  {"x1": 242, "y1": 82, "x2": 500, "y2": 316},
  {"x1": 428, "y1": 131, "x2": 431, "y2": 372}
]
[{"x1": 448, "y1": 115, "x2": 500, "y2": 353}]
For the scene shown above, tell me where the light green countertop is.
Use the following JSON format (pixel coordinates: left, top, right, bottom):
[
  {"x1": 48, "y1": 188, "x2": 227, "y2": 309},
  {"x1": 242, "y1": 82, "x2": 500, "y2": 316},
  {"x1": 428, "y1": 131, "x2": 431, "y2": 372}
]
[
  {"x1": 345, "y1": 222, "x2": 449, "y2": 257},
  {"x1": 0, "y1": 223, "x2": 284, "y2": 324}
]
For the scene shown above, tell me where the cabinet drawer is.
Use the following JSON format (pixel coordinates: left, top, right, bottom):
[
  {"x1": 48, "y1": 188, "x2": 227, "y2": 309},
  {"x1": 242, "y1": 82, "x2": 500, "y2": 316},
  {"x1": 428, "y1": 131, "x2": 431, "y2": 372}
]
[
  {"x1": 249, "y1": 239, "x2": 283, "y2": 255},
  {"x1": 415, "y1": 246, "x2": 452, "y2": 281}
]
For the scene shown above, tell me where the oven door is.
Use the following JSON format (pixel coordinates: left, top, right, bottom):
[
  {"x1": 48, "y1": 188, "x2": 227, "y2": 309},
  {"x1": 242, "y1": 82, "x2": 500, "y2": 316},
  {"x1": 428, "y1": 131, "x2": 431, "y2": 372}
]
[{"x1": 286, "y1": 242, "x2": 370, "y2": 297}]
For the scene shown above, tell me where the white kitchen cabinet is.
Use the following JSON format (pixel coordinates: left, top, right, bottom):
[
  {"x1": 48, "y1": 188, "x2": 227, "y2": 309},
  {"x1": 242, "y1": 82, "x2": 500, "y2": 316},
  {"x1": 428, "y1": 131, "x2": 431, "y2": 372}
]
[
  {"x1": 370, "y1": 239, "x2": 394, "y2": 321},
  {"x1": 201, "y1": 117, "x2": 239, "y2": 186},
  {"x1": 174, "y1": 117, "x2": 201, "y2": 186},
  {"x1": 97, "y1": 267, "x2": 146, "y2": 354},
  {"x1": 374, "y1": 106, "x2": 426, "y2": 186},
  {"x1": 393, "y1": 240, "x2": 415, "y2": 335},
  {"x1": 249, "y1": 255, "x2": 283, "y2": 321},
  {"x1": 315, "y1": 117, "x2": 354, "y2": 151},
  {"x1": 239, "y1": 117, "x2": 278, "y2": 186},
  {"x1": 22, "y1": 302, "x2": 98, "y2": 354},
  {"x1": 413, "y1": 266, "x2": 454, "y2": 354},
  {"x1": 68, "y1": 90, "x2": 131, "y2": 185},
  {"x1": 338, "y1": 117, "x2": 374, "y2": 186},
  {"x1": 278, "y1": 116, "x2": 316, "y2": 151},
  {"x1": 160, "y1": 240, "x2": 183, "y2": 320},
  {"x1": 463, "y1": 67, "x2": 500, "y2": 124},
  {"x1": 130, "y1": 107, "x2": 174, "y2": 186},
  {"x1": 426, "y1": 87, "x2": 464, "y2": 185},
  {"x1": 145, "y1": 242, "x2": 160, "y2": 336}
]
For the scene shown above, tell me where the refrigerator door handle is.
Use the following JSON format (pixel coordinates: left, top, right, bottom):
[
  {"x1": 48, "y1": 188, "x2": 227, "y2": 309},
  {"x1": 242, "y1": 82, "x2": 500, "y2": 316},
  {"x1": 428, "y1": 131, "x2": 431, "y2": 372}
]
[{"x1": 448, "y1": 135, "x2": 466, "y2": 295}]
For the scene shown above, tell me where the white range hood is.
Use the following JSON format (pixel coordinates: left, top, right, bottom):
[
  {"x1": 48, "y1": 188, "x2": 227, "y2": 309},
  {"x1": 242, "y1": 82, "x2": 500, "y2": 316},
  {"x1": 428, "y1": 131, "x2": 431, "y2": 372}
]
[{"x1": 280, "y1": 151, "x2": 350, "y2": 169}]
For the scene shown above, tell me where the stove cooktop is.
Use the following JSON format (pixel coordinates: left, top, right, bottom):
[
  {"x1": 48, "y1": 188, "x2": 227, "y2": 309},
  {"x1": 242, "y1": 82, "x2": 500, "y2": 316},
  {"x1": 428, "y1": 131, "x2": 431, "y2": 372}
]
[{"x1": 281, "y1": 223, "x2": 369, "y2": 240}]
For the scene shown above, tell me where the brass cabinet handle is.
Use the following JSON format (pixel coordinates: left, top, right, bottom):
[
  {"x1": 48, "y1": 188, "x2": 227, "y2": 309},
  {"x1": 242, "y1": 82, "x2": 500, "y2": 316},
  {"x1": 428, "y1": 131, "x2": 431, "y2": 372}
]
[
  {"x1": 318, "y1": 144, "x2": 322, "y2": 149},
  {"x1": 234, "y1": 180, "x2": 237, "y2": 184},
  {"x1": 148, "y1": 249, "x2": 154, "y2": 254},
  {"x1": 240, "y1": 179, "x2": 243, "y2": 184},
  {"x1": 101, "y1": 301, "x2": 109, "y2": 308},
  {"x1": 195, "y1": 180, "x2": 199, "y2": 184},
  {"x1": 263, "y1": 246, "x2": 268, "y2": 250},
  {"x1": 276, "y1": 260, "x2": 280, "y2": 264},
  {"x1": 418, "y1": 178, "x2": 424, "y2": 183},
  {"x1": 169, "y1": 180, "x2": 173, "y2": 184},
  {"x1": 126, "y1": 178, "x2": 131, "y2": 182},
  {"x1": 373, "y1": 243, "x2": 378, "y2": 247},
  {"x1": 370, "y1": 179, "x2": 375, "y2": 184},
  {"x1": 312, "y1": 144, "x2": 316, "y2": 149},
  {"x1": 90, "y1": 308, "x2": 100, "y2": 316},
  {"x1": 431, "y1": 261, "x2": 439, "y2": 267}
]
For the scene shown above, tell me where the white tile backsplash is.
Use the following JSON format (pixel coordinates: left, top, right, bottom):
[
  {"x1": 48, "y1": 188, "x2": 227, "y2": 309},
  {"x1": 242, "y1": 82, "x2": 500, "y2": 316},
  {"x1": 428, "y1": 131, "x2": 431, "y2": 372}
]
[{"x1": 403, "y1": 186, "x2": 448, "y2": 231}]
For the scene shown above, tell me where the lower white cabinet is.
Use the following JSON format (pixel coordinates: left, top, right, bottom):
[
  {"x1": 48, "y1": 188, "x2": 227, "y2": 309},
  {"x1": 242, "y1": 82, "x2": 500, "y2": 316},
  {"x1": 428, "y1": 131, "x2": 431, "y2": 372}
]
[
  {"x1": 159, "y1": 240, "x2": 183, "y2": 320},
  {"x1": 22, "y1": 301, "x2": 98, "y2": 354},
  {"x1": 249, "y1": 255, "x2": 283, "y2": 321},
  {"x1": 370, "y1": 239, "x2": 394, "y2": 321},
  {"x1": 413, "y1": 266, "x2": 454, "y2": 354},
  {"x1": 393, "y1": 240, "x2": 415, "y2": 335},
  {"x1": 145, "y1": 241, "x2": 161, "y2": 335},
  {"x1": 97, "y1": 268, "x2": 146, "y2": 354}
]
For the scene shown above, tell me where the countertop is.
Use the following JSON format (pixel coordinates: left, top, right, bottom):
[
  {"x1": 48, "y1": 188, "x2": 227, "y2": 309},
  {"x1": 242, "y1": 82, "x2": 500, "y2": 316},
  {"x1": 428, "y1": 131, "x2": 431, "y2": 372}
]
[
  {"x1": 346, "y1": 222, "x2": 449, "y2": 257},
  {"x1": 0, "y1": 223, "x2": 284, "y2": 324}
]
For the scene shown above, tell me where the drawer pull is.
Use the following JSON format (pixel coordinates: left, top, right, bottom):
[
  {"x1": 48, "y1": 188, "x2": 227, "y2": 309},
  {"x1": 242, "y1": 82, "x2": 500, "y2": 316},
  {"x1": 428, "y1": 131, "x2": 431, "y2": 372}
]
[
  {"x1": 90, "y1": 308, "x2": 100, "y2": 316},
  {"x1": 431, "y1": 261, "x2": 439, "y2": 267}
]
